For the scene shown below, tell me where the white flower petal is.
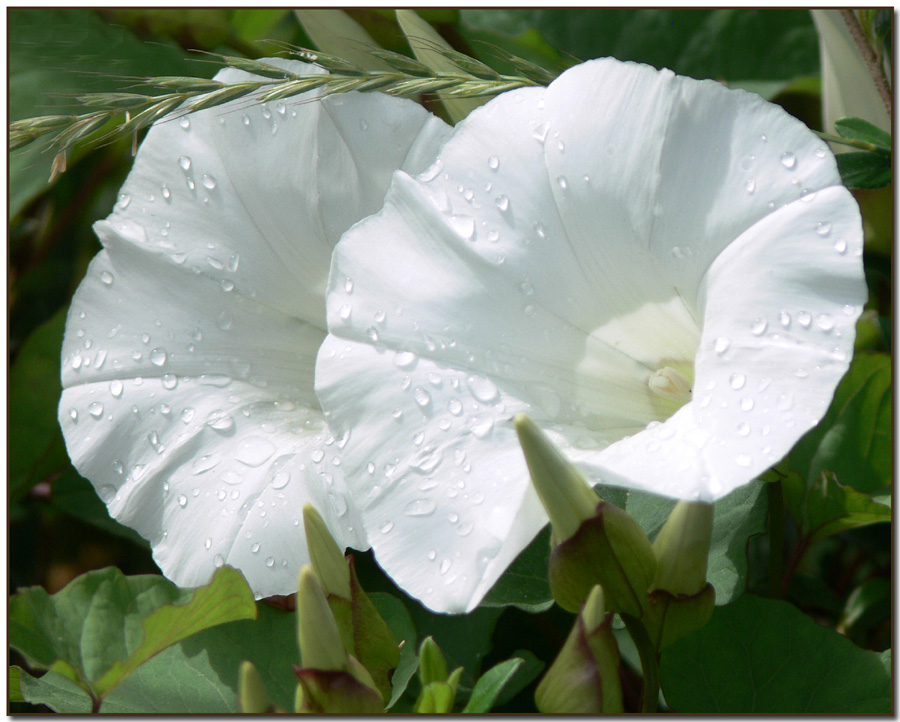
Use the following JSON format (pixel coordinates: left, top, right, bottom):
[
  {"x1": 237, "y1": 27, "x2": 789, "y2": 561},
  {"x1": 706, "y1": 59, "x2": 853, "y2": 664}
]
[
  {"x1": 59, "y1": 59, "x2": 450, "y2": 596},
  {"x1": 318, "y1": 58, "x2": 864, "y2": 612}
]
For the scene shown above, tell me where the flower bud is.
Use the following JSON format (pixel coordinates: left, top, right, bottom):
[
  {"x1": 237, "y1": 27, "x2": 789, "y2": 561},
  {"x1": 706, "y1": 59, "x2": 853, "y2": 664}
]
[
  {"x1": 294, "y1": 566, "x2": 383, "y2": 714},
  {"x1": 303, "y1": 504, "x2": 351, "y2": 600},
  {"x1": 297, "y1": 565, "x2": 348, "y2": 672},
  {"x1": 515, "y1": 414, "x2": 600, "y2": 541},
  {"x1": 415, "y1": 637, "x2": 463, "y2": 713},
  {"x1": 237, "y1": 661, "x2": 271, "y2": 714},
  {"x1": 651, "y1": 500, "x2": 713, "y2": 596},
  {"x1": 303, "y1": 505, "x2": 401, "y2": 703},
  {"x1": 535, "y1": 585, "x2": 624, "y2": 714},
  {"x1": 642, "y1": 584, "x2": 716, "y2": 650},
  {"x1": 516, "y1": 414, "x2": 657, "y2": 616}
]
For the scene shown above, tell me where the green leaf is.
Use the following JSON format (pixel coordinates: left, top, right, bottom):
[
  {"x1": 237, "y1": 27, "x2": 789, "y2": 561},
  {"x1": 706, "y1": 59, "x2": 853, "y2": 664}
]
[
  {"x1": 834, "y1": 117, "x2": 891, "y2": 151},
  {"x1": 10, "y1": 566, "x2": 256, "y2": 704},
  {"x1": 660, "y1": 594, "x2": 892, "y2": 712},
  {"x1": 396, "y1": 9, "x2": 486, "y2": 123},
  {"x1": 790, "y1": 352, "x2": 891, "y2": 493},
  {"x1": 295, "y1": 9, "x2": 390, "y2": 70},
  {"x1": 9, "y1": 9, "x2": 207, "y2": 218},
  {"x1": 462, "y1": 657, "x2": 524, "y2": 712},
  {"x1": 9, "y1": 666, "x2": 24, "y2": 703},
  {"x1": 836, "y1": 151, "x2": 892, "y2": 189},
  {"x1": 481, "y1": 527, "x2": 553, "y2": 612},
  {"x1": 230, "y1": 8, "x2": 292, "y2": 44},
  {"x1": 370, "y1": 593, "x2": 418, "y2": 709},
  {"x1": 460, "y1": 9, "x2": 818, "y2": 82},
  {"x1": 94, "y1": 567, "x2": 257, "y2": 696},
  {"x1": 9, "y1": 307, "x2": 69, "y2": 502},
  {"x1": 840, "y1": 578, "x2": 891, "y2": 636},
  {"x1": 16, "y1": 667, "x2": 93, "y2": 713},
  {"x1": 784, "y1": 471, "x2": 891, "y2": 543}
]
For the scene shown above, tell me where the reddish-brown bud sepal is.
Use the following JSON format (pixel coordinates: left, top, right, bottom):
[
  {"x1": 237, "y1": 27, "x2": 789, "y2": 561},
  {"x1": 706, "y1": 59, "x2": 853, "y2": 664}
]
[{"x1": 293, "y1": 666, "x2": 385, "y2": 714}]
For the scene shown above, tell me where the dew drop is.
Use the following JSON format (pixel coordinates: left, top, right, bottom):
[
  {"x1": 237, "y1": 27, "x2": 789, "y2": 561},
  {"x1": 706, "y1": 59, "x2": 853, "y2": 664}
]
[
  {"x1": 449, "y1": 214, "x2": 476, "y2": 241},
  {"x1": 117, "y1": 193, "x2": 131, "y2": 209},
  {"x1": 216, "y1": 311, "x2": 233, "y2": 330},
  {"x1": 89, "y1": 402, "x2": 104, "y2": 419},
  {"x1": 779, "y1": 310, "x2": 791, "y2": 327},
  {"x1": 179, "y1": 117, "x2": 191, "y2": 130},
  {"x1": 740, "y1": 397, "x2": 755, "y2": 412},
  {"x1": 311, "y1": 449, "x2": 325, "y2": 463},
  {"x1": 161, "y1": 184, "x2": 171, "y2": 200},
  {"x1": 427, "y1": 549, "x2": 437, "y2": 561},
  {"x1": 457, "y1": 522, "x2": 474, "y2": 536},
  {"x1": 737, "y1": 422, "x2": 751, "y2": 437},
  {"x1": 816, "y1": 314, "x2": 835, "y2": 332},
  {"x1": 556, "y1": 175, "x2": 568, "y2": 190},
  {"x1": 380, "y1": 521, "x2": 394, "y2": 534},
  {"x1": 439, "y1": 559, "x2": 452, "y2": 575},
  {"x1": 110, "y1": 380, "x2": 124, "y2": 398},
  {"x1": 448, "y1": 398, "x2": 463, "y2": 416},
  {"x1": 206, "y1": 410, "x2": 235, "y2": 433},
  {"x1": 797, "y1": 311, "x2": 812, "y2": 328},
  {"x1": 394, "y1": 350, "x2": 418, "y2": 369},
  {"x1": 780, "y1": 151, "x2": 796, "y2": 169},
  {"x1": 265, "y1": 557, "x2": 275, "y2": 568},
  {"x1": 488, "y1": 155, "x2": 500, "y2": 170},
  {"x1": 833, "y1": 239, "x2": 847, "y2": 254},
  {"x1": 149, "y1": 347, "x2": 167, "y2": 366},
  {"x1": 177, "y1": 494, "x2": 188, "y2": 508},
  {"x1": 751, "y1": 319, "x2": 768, "y2": 336},
  {"x1": 339, "y1": 304, "x2": 352, "y2": 321},
  {"x1": 466, "y1": 374, "x2": 498, "y2": 403},
  {"x1": 729, "y1": 373, "x2": 746, "y2": 390},
  {"x1": 413, "y1": 387, "x2": 432, "y2": 408},
  {"x1": 366, "y1": 326, "x2": 379, "y2": 342},
  {"x1": 214, "y1": 554, "x2": 225, "y2": 567},
  {"x1": 714, "y1": 336, "x2": 731, "y2": 354},
  {"x1": 181, "y1": 407, "x2": 195, "y2": 424},
  {"x1": 735, "y1": 454, "x2": 752, "y2": 468},
  {"x1": 815, "y1": 221, "x2": 832, "y2": 237},
  {"x1": 178, "y1": 155, "x2": 192, "y2": 171},
  {"x1": 201, "y1": 174, "x2": 217, "y2": 190},
  {"x1": 745, "y1": 179, "x2": 756, "y2": 194},
  {"x1": 532, "y1": 121, "x2": 550, "y2": 143},
  {"x1": 69, "y1": 408, "x2": 78, "y2": 421},
  {"x1": 100, "y1": 270, "x2": 114, "y2": 286},
  {"x1": 98, "y1": 484, "x2": 117, "y2": 502},
  {"x1": 358, "y1": 119, "x2": 368, "y2": 131},
  {"x1": 271, "y1": 471, "x2": 291, "y2": 489},
  {"x1": 494, "y1": 194, "x2": 510, "y2": 212},
  {"x1": 235, "y1": 437, "x2": 276, "y2": 467},
  {"x1": 192, "y1": 453, "x2": 221, "y2": 474}
]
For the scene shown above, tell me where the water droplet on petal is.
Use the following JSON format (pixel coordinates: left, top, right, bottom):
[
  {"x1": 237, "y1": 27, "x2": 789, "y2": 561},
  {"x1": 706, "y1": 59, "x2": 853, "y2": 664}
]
[
  {"x1": 413, "y1": 387, "x2": 432, "y2": 408},
  {"x1": 235, "y1": 437, "x2": 276, "y2": 467},
  {"x1": 488, "y1": 155, "x2": 500, "y2": 170},
  {"x1": 214, "y1": 554, "x2": 225, "y2": 567},
  {"x1": 466, "y1": 374, "x2": 498, "y2": 403},
  {"x1": 178, "y1": 155, "x2": 192, "y2": 171},
  {"x1": 751, "y1": 319, "x2": 768, "y2": 336},
  {"x1": 494, "y1": 194, "x2": 510, "y2": 212},
  {"x1": 448, "y1": 398, "x2": 463, "y2": 416},
  {"x1": 816, "y1": 221, "x2": 832, "y2": 237},
  {"x1": 439, "y1": 559, "x2": 452, "y2": 575},
  {"x1": 206, "y1": 410, "x2": 235, "y2": 433},
  {"x1": 109, "y1": 380, "x2": 124, "y2": 398},
  {"x1": 100, "y1": 270, "x2": 114, "y2": 286},
  {"x1": 780, "y1": 151, "x2": 796, "y2": 169},
  {"x1": 201, "y1": 174, "x2": 217, "y2": 190},
  {"x1": 833, "y1": 239, "x2": 847, "y2": 254},
  {"x1": 729, "y1": 373, "x2": 746, "y2": 390},
  {"x1": 394, "y1": 350, "x2": 418, "y2": 369},
  {"x1": 265, "y1": 556, "x2": 275, "y2": 568},
  {"x1": 98, "y1": 484, "x2": 117, "y2": 502},
  {"x1": 339, "y1": 304, "x2": 352, "y2": 321},
  {"x1": 797, "y1": 311, "x2": 812, "y2": 328},
  {"x1": 779, "y1": 310, "x2": 791, "y2": 327},
  {"x1": 149, "y1": 347, "x2": 167, "y2": 366},
  {"x1": 735, "y1": 454, "x2": 752, "y2": 467},
  {"x1": 714, "y1": 337, "x2": 731, "y2": 354},
  {"x1": 380, "y1": 521, "x2": 394, "y2": 534},
  {"x1": 745, "y1": 179, "x2": 756, "y2": 194},
  {"x1": 89, "y1": 402, "x2": 104, "y2": 419},
  {"x1": 532, "y1": 121, "x2": 550, "y2": 143},
  {"x1": 177, "y1": 494, "x2": 188, "y2": 507}
]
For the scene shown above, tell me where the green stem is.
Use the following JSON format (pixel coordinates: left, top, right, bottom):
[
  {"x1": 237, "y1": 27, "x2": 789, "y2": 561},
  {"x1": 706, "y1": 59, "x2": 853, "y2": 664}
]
[
  {"x1": 767, "y1": 480, "x2": 785, "y2": 598},
  {"x1": 813, "y1": 130, "x2": 884, "y2": 153},
  {"x1": 621, "y1": 614, "x2": 659, "y2": 713}
]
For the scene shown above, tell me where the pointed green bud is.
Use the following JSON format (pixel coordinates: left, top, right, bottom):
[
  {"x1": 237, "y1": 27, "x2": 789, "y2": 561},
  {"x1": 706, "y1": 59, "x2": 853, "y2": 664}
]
[
  {"x1": 515, "y1": 414, "x2": 600, "y2": 541},
  {"x1": 297, "y1": 565, "x2": 348, "y2": 672},
  {"x1": 418, "y1": 636, "x2": 448, "y2": 686},
  {"x1": 237, "y1": 661, "x2": 269, "y2": 714},
  {"x1": 651, "y1": 500, "x2": 714, "y2": 596},
  {"x1": 643, "y1": 584, "x2": 716, "y2": 650},
  {"x1": 548, "y1": 499, "x2": 657, "y2": 616},
  {"x1": 415, "y1": 637, "x2": 463, "y2": 713},
  {"x1": 303, "y1": 504, "x2": 352, "y2": 601},
  {"x1": 535, "y1": 585, "x2": 624, "y2": 714}
]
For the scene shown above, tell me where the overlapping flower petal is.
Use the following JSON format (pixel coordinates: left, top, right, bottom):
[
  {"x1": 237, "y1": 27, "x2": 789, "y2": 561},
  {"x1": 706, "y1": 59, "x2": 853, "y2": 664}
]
[
  {"x1": 58, "y1": 59, "x2": 450, "y2": 597},
  {"x1": 317, "y1": 58, "x2": 866, "y2": 612}
]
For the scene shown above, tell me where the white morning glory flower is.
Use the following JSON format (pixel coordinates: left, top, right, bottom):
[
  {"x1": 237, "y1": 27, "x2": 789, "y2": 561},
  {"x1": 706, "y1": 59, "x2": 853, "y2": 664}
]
[
  {"x1": 316, "y1": 58, "x2": 867, "y2": 613},
  {"x1": 58, "y1": 59, "x2": 450, "y2": 598}
]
